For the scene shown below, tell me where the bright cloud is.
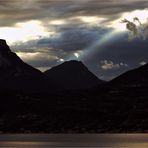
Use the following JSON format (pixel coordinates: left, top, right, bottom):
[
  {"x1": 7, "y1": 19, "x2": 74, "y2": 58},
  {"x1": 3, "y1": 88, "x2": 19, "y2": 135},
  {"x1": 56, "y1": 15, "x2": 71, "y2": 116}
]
[
  {"x1": 110, "y1": 9, "x2": 148, "y2": 31},
  {"x1": 16, "y1": 52, "x2": 59, "y2": 63},
  {"x1": 59, "y1": 58, "x2": 65, "y2": 62},
  {"x1": 76, "y1": 16, "x2": 106, "y2": 24},
  {"x1": 139, "y1": 61, "x2": 147, "y2": 66},
  {"x1": 49, "y1": 20, "x2": 66, "y2": 25},
  {"x1": 0, "y1": 21, "x2": 50, "y2": 44},
  {"x1": 74, "y1": 52, "x2": 80, "y2": 58},
  {"x1": 100, "y1": 60, "x2": 128, "y2": 70}
]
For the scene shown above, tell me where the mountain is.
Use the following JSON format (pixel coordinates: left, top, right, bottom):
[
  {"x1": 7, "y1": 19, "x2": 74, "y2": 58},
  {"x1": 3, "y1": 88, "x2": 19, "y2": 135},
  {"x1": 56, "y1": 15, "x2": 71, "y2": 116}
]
[
  {"x1": 108, "y1": 63, "x2": 148, "y2": 96},
  {"x1": 111, "y1": 63, "x2": 148, "y2": 87},
  {"x1": 1, "y1": 40, "x2": 148, "y2": 133},
  {"x1": 0, "y1": 39, "x2": 55, "y2": 92},
  {"x1": 44, "y1": 60, "x2": 104, "y2": 89}
]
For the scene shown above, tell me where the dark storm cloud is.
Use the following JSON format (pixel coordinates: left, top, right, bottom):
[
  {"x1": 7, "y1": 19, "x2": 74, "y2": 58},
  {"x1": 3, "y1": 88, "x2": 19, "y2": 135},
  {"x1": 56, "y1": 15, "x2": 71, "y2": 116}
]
[
  {"x1": 11, "y1": 26, "x2": 111, "y2": 69},
  {"x1": 11, "y1": 25, "x2": 110, "y2": 53},
  {"x1": 0, "y1": 0, "x2": 148, "y2": 26},
  {"x1": 37, "y1": 26, "x2": 110, "y2": 51},
  {"x1": 121, "y1": 18, "x2": 148, "y2": 41},
  {"x1": 11, "y1": 43, "x2": 68, "y2": 68},
  {"x1": 82, "y1": 33, "x2": 148, "y2": 80},
  {"x1": 11, "y1": 22, "x2": 148, "y2": 80},
  {"x1": 13, "y1": 29, "x2": 148, "y2": 81},
  {"x1": 2, "y1": 0, "x2": 148, "y2": 80}
]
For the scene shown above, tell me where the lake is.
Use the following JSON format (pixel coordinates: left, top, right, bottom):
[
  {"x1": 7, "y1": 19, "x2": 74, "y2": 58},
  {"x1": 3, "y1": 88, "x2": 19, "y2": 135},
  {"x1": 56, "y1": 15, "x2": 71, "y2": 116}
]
[{"x1": 0, "y1": 134, "x2": 148, "y2": 147}]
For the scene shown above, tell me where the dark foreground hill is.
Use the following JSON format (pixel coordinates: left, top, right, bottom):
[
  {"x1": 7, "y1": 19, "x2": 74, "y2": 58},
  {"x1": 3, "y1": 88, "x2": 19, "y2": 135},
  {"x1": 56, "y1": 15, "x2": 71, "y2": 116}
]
[
  {"x1": 0, "y1": 39, "x2": 56, "y2": 92},
  {"x1": 1, "y1": 63, "x2": 148, "y2": 133},
  {"x1": 111, "y1": 63, "x2": 148, "y2": 87},
  {"x1": 109, "y1": 63, "x2": 148, "y2": 96},
  {"x1": 0, "y1": 39, "x2": 148, "y2": 133},
  {"x1": 44, "y1": 60, "x2": 104, "y2": 89}
]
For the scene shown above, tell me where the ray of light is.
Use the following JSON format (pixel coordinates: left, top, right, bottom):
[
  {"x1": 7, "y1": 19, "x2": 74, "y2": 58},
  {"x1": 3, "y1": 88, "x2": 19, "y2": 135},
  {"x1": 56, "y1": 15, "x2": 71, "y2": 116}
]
[
  {"x1": 80, "y1": 30, "x2": 119, "y2": 60},
  {"x1": 64, "y1": 30, "x2": 119, "y2": 62}
]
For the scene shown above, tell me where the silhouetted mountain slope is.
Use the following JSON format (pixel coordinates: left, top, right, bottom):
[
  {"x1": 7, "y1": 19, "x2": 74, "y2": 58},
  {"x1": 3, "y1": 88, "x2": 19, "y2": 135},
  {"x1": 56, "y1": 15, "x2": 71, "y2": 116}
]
[
  {"x1": 0, "y1": 39, "x2": 55, "y2": 92},
  {"x1": 44, "y1": 60, "x2": 104, "y2": 89},
  {"x1": 2, "y1": 39, "x2": 148, "y2": 133},
  {"x1": 110, "y1": 63, "x2": 148, "y2": 87}
]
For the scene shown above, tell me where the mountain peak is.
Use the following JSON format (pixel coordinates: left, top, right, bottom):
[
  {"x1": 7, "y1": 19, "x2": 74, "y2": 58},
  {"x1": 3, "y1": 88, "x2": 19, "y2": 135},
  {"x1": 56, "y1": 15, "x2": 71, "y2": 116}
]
[
  {"x1": 0, "y1": 39, "x2": 11, "y2": 53},
  {"x1": 63, "y1": 60, "x2": 82, "y2": 64},
  {"x1": 60, "y1": 60, "x2": 83, "y2": 66},
  {"x1": 0, "y1": 39, "x2": 56, "y2": 92},
  {"x1": 0, "y1": 39, "x2": 7, "y2": 45},
  {"x1": 58, "y1": 60, "x2": 86, "y2": 69},
  {"x1": 44, "y1": 60, "x2": 103, "y2": 89}
]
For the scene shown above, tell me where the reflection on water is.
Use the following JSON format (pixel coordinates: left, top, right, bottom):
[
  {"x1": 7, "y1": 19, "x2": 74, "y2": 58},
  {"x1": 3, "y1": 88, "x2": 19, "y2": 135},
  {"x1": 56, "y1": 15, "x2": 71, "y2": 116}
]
[{"x1": 0, "y1": 134, "x2": 148, "y2": 147}]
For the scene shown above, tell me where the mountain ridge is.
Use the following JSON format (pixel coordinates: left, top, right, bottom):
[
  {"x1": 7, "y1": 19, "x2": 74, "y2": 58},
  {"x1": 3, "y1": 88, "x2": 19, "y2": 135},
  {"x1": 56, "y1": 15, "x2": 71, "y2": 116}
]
[
  {"x1": 44, "y1": 60, "x2": 104, "y2": 89},
  {"x1": 0, "y1": 39, "x2": 56, "y2": 92},
  {"x1": 0, "y1": 39, "x2": 148, "y2": 133},
  {"x1": 110, "y1": 63, "x2": 148, "y2": 87}
]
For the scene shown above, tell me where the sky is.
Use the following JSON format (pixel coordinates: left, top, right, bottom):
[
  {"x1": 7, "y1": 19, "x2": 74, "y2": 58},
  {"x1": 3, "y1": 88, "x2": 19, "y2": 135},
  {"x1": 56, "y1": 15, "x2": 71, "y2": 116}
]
[{"x1": 0, "y1": 0, "x2": 148, "y2": 80}]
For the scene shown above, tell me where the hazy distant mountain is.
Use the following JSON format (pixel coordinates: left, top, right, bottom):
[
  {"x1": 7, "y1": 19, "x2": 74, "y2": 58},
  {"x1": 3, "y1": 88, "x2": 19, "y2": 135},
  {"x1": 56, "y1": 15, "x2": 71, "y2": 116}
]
[
  {"x1": 44, "y1": 60, "x2": 104, "y2": 89},
  {"x1": 0, "y1": 39, "x2": 55, "y2": 92}
]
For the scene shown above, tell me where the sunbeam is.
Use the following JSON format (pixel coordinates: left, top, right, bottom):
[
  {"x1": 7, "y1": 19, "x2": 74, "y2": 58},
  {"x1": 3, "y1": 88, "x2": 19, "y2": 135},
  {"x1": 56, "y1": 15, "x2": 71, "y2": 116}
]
[
  {"x1": 80, "y1": 30, "x2": 119, "y2": 60},
  {"x1": 64, "y1": 30, "x2": 119, "y2": 61}
]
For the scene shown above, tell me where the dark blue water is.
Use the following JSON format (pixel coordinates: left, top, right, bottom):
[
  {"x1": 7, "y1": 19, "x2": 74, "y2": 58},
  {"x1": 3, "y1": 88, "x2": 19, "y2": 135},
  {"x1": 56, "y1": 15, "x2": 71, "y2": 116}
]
[{"x1": 0, "y1": 134, "x2": 148, "y2": 147}]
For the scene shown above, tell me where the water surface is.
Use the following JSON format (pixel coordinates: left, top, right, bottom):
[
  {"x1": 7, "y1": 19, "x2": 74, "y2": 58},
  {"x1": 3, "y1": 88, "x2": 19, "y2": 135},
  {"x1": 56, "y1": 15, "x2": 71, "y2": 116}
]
[{"x1": 0, "y1": 134, "x2": 148, "y2": 147}]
